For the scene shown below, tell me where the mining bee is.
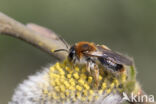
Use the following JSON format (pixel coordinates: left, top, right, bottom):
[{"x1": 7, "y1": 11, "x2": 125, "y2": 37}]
[{"x1": 54, "y1": 41, "x2": 133, "y2": 85}]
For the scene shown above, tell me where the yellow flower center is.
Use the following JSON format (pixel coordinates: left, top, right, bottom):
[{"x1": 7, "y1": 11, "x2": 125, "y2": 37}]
[{"x1": 43, "y1": 59, "x2": 128, "y2": 103}]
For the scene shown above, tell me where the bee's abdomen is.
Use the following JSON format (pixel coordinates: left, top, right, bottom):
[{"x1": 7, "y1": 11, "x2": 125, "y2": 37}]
[{"x1": 98, "y1": 57, "x2": 123, "y2": 71}]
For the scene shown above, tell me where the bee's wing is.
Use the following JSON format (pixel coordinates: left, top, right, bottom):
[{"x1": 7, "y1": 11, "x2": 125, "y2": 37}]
[{"x1": 84, "y1": 46, "x2": 133, "y2": 66}]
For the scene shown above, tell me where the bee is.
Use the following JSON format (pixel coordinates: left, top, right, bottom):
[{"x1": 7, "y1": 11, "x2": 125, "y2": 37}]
[{"x1": 54, "y1": 41, "x2": 133, "y2": 85}]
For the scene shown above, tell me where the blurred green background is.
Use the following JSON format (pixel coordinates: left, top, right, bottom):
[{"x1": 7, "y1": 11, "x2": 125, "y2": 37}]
[{"x1": 0, "y1": 0, "x2": 156, "y2": 103}]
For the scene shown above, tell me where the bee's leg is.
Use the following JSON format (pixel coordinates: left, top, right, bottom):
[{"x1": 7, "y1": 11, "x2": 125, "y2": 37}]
[
  {"x1": 93, "y1": 64, "x2": 99, "y2": 88},
  {"x1": 69, "y1": 59, "x2": 76, "y2": 70},
  {"x1": 86, "y1": 62, "x2": 91, "y2": 74}
]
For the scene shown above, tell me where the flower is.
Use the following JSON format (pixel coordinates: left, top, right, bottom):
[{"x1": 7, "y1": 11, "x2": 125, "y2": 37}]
[{"x1": 9, "y1": 59, "x2": 137, "y2": 104}]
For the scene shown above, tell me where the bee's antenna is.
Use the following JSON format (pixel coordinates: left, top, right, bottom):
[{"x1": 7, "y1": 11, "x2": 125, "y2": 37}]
[
  {"x1": 53, "y1": 49, "x2": 69, "y2": 53},
  {"x1": 58, "y1": 35, "x2": 70, "y2": 49}
]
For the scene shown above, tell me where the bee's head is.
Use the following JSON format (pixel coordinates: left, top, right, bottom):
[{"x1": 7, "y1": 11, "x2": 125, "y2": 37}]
[
  {"x1": 53, "y1": 41, "x2": 96, "y2": 62},
  {"x1": 53, "y1": 45, "x2": 76, "y2": 62},
  {"x1": 68, "y1": 42, "x2": 97, "y2": 62}
]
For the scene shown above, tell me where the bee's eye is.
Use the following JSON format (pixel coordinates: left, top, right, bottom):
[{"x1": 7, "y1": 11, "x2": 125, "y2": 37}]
[
  {"x1": 69, "y1": 50, "x2": 75, "y2": 59},
  {"x1": 81, "y1": 44, "x2": 95, "y2": 52},
  {"x1": 81, "y1": 44, "x2": 90, "y2": 51}
]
